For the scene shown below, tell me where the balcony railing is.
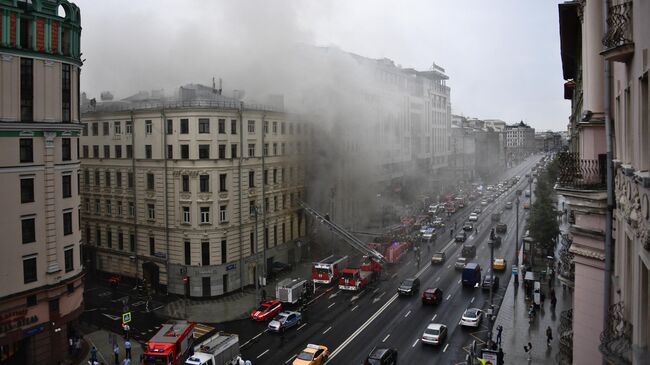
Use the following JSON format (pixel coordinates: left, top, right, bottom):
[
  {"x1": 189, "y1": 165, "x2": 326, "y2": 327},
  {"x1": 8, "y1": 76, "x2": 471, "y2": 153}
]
[
  {"x1": 557, "y1": 308, "x2": 573, "y2": 365},
  {"x1": 557, "y1": 233, "x2": 574, "y2": 286},
  {"x1": 599, "y1": 301, "x2": 633, "y2": 364},
  {"x1": 601, "y1": 1, "x2": 634, "y2": 62},
  {"x1": 557, "y1": 152, "x2": 606, "y2": 190}
]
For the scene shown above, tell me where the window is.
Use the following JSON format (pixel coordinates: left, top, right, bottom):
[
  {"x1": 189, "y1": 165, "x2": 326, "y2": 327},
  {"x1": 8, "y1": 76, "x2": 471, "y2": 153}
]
[
  {"x1": 125, "y1": 121, "x2": 132, "y2": 135},
  {"x1": 63, "y1": 211, "x2": 73, "y2": 235},
  {"x1": 272, "y1": 121, "x2": 278, "y2": 133},
  {"x1": 264, "y1": 227, "x2": 269, "y2": 249},
  {"x1": 126, "y1": 145, "x2": 133, "y2": 158},
  {"x1": 200, "y1": 174, "x2": 210, "y2": 193},
  {"x1": 115, "y1": 145, "x2": 122, "y2": 158},
  {"x1": 198, "y1": 144, "x2": 210, "y2": 159},
  {"x1": 128, "y1": 172, "x2": 134, "y2": 188},
  {"x1": 106, "y1": 199, "x2": 112, "y2": 215},
  {"x1": 166, "y1": 119, "x2": 173, "y2": 135},
  {"x1": 128, "y1": 202, "x2": 134, "y2": 217},
  {"x1": 249, "y1": 200, "x2": 256, "y2": 216},
  {"x1": 147, "y1": 173, "x2": 154, "y2": 190},
  {"x1": 180, "y1": 119, "x2": 189, "y2": 134},
  {"x1": 200, "y1": 207, "x2": 210, "y2": 223},
  {"x1": 103, "y1": 145, "x2": 110, "y2": 159},
  {"x1": 23, "y1": 256, "x2": 37, "y2": 284},
  {"x1": 145, "y1": 120, "x2": 153, "y2": 134},
  {"x1": 250, "y1": 232, "x2": 255, "y2": 254},
  {"x1": 95, "y1": 226, "x2": 101, "y2": 246},
  {"x1": 219, "y1": 174, "x2": 227, "y2": 192},
  {"x1": 116, "y1": 171, "x2": 122, "y2": 187},
  {"x1": 149, "y1": 237, "x2": 155, "y2": 255},
  {"x1": 198, "y1": 118, "x2": 210, "y2": 134},
  {"x1": 248, "y1": 144, "x2": 255, "y2": 157},
  {"x1": 201, "y1": 241, "x2": 210, "y2": 265},
  {"x1": 248, "y1": 171, "x2": 255, "y2": 188},
  {"x1": 289, "y1": 123, "x2": 294, "y2": 134},
  {"x1": 118, "y1": 231, "x2": 124, "y2": 250},
  {"x1": 83, "y1": 170, "x2": 89, "y2": 186},
  {"x1": 114, "y1": 121, "x2": 122, "y2": 135},
  {"x1": 263, "y1": 170, "x2": 268, "y2": 185},
  {"x1": 282, "y1": 222, "x2": 286, "y2": 242},
  {"x1": 184, "y1": 241, "x2": 191, "y2": 265},
  {"x1": 62, "y1": 138, "x2": 71, "y2": 161},
  {"x1": 281, "y1": 168, "x2": 285, "y2": 182},
  {"x1": 129, "y1": 234, "x2": 135, "y2": 251},
  {"x1": 63, "y1": 247, "x2": 74, "y2": 272},
  {"x1": 93, "y1": 145, "x2": 99, "y2": 158},
  {"x1": 103, "y1": 122, "x2": 110, "y2": 136},
  {"x1": 21, "y1": 177, "x2": 34, "y2": 203},
  {"x1": 94, "y1": 199, "x2": 100, "y2": 214},
  {"x1": 105, "y1": 171, "x2": 111, "y2": 187},
  {"x1": 248, "y1": 120, "x2": 255, "y2": 133},
  {"x1": 148, "y1": 204, "x2": 155, "y2": 220},
  {"x1": 145, "y1": 145, "x2": 152, "y2": 159},
  {"x1": 181, "y1": 144, "x2": 189, "y2": 159},
  {"x1": 182, "y1": 206, "x2": 190, "y2": 224},
  {"x1": 219, "y1": 205, "x2": 227, "y2": 222},
  {"x1": 20, "y1": 58, "x2": 33, "y2": 122},
  {"x1": 106, "y1": 229, "x2": 112, "y2": 248},
  {"x1": 167, "y1": 145, "x2": 173, "y2": 159},
  {"x1": 117, "y1": 201, "x2": 123, "y2": 216},
  {"x1": 273, "y1": 169, "x2": 277, "y2": 184},
  {"x1": 182, "y1": 175, "x2": 190, "y2": 192},
  {"x1": 231, "y1": 144, "x2": 238, "y2": 159},
  {"x1": 273, "y1": 143, "x2": 278, "y2": 155},
  {"x1": 82, "y1": 145, "x2": 89, "y2": 158},
  {"x1": 92, "y1": 122, "x2": 99, "y2": 136},
  {"x1": 22, "y1": 217, "x2": 36, "y2": 243},
  {"x1": 231, "y1": 119, "x2": 237, "y2": 134},
  {"x1": 218, "y1": 119, "x2": 226, "y2": 134},
  {"x1": 20, "y1": 139, "x2": 33, "y2": 163},
  {"x1": 281, "y1": 122, "x2": 286, "y2": 134},
  {"x1": 274, "y1": 196, "x2": 278, "y2": 211},
  {"x1": 263, "y1": 143, "x2": 269, "y2": 156},
  {"x1": 221, "y1": 240, "x2": 227, "y2": 264},
  {"x1": 281, "y1": 143, "x2": 286, "y2": 155},
  {"x1": 62, "y1": 174, "x2": 72, "y2": 198},
  {"x1": 264, "y1": 197, "x2": 269, "y2": 213},
  {"x1": 218, "y1": 144, "x2": 226, "y2": 159},
  {"x1": 264, "y1": 121, "x2": 269, "y2": 134}
]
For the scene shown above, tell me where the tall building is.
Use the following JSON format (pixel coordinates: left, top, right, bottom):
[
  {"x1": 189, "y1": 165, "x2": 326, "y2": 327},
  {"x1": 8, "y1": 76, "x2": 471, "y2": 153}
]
[
  {"x1": 557, "y1": 0, "x2": 649, "y2": 364},
  {"x1": 79, "y1": 86, "x2": 307, "y2": 297},
  {"x1": 0, "y1": 0, "x2": 84, "y2": 364},
  {"x1": 505, "y1": 121, "x2": 535, "y2": 164}
]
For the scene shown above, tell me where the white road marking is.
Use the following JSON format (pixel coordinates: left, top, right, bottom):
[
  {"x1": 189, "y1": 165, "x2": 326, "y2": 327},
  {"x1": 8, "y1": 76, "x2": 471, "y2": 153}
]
[
  {"x1": 297, "y1": 323, "x2": 307, "y2": 331},
  {"x1": 404, "y1": 310, "x2": 411, "y2": 318},
  {"x1": 391, "y1": 273, "x2": 398, "y2": 279},
  {"x1": 443, "y1": 344, "x2": 450, "y2": 352},
  {"x1": 412, "y1": 339, "x2": 419, "y2": 347},
  {"x1": 351, "y1": 305, "x2": 359, "y2": 312},
  {"x1": 327, "y1": 290, "x2": 339, "y2": 300},
  {"x1": 458, "y1": 279, "x2": 461, "y2": 284},
  {"x1": 101, "y1": 313, "x2": 120, "y2": 321},
  {"x1": 327, "y1": 302, "x2": 336, "y2": 309},
  {"x1": 323, "y1": 326, "x2": 332, "y2": 334},
  {"x1": 432, "y1": 314, "x2": 437, "y2": 321},
  {"x1": 285, "y1": 356, "x2": 296, "y2": 364},
  {"x1": 257, "y1": 349, "x2": 269, "y2": 359},
  {"x1": 447, "y1": 265, "x2": 451, "y2": 269},
  {"x1": 382, "y1": 334, "x2": 391, "y2": 342},
  {"x1": 446, "y1": 294, "x2": 452, "y2": 300},
  {"x1": 471, "y1": 297, "x2": 475, "y2": 303},
  {"x1": 436, "y1": 277, "x2": 440, "y2": 282},
  {"x1": 240, "y1": 329, "x2": 268, "y2": 348}
]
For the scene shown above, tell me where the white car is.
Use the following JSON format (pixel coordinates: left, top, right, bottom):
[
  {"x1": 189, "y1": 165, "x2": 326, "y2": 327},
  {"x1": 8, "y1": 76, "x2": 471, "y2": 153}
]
[
  {"x1": 421, "y1": 323, "x2": 447, "y2": 345},
  {"x1": 468, "y1": 213, "x2": 478, "y2": 222},
  {"x1": 480, "y1": 200, "x2": 488, "y2": 206},
  {"x1": 267, "y1": 311, "x2": 302, "y2": 332},
  {"x1": 422, "y1": 228, "x2": 435, "y2": 240},
  {"x1": 459, "y1": 308, "x2": 483, "y2": 328}
]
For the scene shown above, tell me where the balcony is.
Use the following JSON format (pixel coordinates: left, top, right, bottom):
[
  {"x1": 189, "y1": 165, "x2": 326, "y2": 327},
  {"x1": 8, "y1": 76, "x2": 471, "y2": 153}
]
[
  {"x1": 557, "y1": 152, "x2": 606, "y2": 190},
  {"x1": 557, "y1": 233, "x2": 575, "y2": 288},
  {"x1": 601, "y1": 1, "x2": 634, "y2": 63},
  {"x1": 599, "y1": 301, "x2": 633, "y2": 364},
  {"x1": 557, "y1": 308, "x2": 573, "y2": 365}
]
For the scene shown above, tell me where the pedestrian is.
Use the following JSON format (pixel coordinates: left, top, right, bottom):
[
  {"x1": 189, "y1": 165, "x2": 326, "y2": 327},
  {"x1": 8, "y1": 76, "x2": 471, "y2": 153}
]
[
  {"x1": 122, "y1": 323, "x2": 130, "y2": 339},
  {"x1": 546, "y1": 326, "x2": 553, "y2": 346},
  {"x1": 75, "y1": 338, "x2": 81, "y2": 357},
  {"x1": 122, "y1": 357, "x2": 130, "y2": 365},
  {"x1": 113, "y1": 343, "x2": 120, "y2": 365},
  {"x1": 124, "y1": 339, "x2": 131, "y2": 359},
  {"x1": 496, "y1": 325, "x2": 503, "y2": 346},
  {"x1": 450, "y1": 229, "x2": 454, "y2": 238},
  {"x1": 69, "y1": 336, "x2": 74, "y2": 355},
  {"x1": 90, "y1": 346, "x2": 98, "y2": 363}
]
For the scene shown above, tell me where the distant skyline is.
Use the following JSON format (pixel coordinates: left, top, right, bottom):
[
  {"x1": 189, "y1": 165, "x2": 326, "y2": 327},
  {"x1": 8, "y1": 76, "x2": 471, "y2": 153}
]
[{"x1": 75, "y1": 0, "x2": 569, "y2": 132}]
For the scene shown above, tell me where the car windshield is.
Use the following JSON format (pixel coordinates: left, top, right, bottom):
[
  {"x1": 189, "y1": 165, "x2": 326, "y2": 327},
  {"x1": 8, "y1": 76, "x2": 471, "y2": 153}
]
[
  {"x1": 341, "y1": 272, "x2": 354, "y2": 279},
  {"x1": 465, "y1": 309, "x2": 478, "y2": 317},
  {"x1": 272, "y1": 315, "x2": 285, "y2": 321},
  {"x1": 402, "y1": 279, "x2": 414, "y2": 286},
  {"x1": 257, "y1": 304, "x2": 270, "y2": 312},
  {"x1": 425, "y1": 328, "x2": 440, "y2": 335},
  {"x1": 458, "y1": 258, "x2": 466, "y2": 263},
  {"x1": 433, "y1": 253, "x2": 443, "y2": 258},
  {"x1": 297, "y1": 351, "x2": 314, "y2": 361}
]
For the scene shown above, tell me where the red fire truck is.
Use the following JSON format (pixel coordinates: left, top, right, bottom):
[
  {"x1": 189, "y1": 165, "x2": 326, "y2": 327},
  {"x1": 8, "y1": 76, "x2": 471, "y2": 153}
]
[
  {"x1": 311, "y1": 255, "x2": 349, "y2": 285},
  {"x1": 368, "y1": 241, "x2": 411, "y2": 264},
  {"x1": 338, "y1": 257, "x2": 382, "y2": 291},
  {"x1": 144, "y1": 321, "x2": 195, "y2": 365}
]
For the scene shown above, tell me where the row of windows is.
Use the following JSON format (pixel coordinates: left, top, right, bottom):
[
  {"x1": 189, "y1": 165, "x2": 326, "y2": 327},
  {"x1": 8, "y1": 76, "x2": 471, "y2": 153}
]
[
  {"x1": 21, "y1": 209, "x2": 78, "y2": 244},
  {"x1": 83, "y1": 119, "x2": 309, "y2": 137},
  {"x1": 20, "y1": 58, "x2": 72, "y2": 123},
  {"x1": 86, "y1": 226, "x2": 136, "y2": 252},
  {"x1": 19, "y1": 137, "x2": 74, "y2": 163},
  {"x1": 22, "y1": 248, "x2": 75, "y2": 285},
  {"x1": 83, "y1": 169, "x2": 134, "y2": 189},
  {"x1": 20, "y1": 172, "x2": 76, "y2": 203}
]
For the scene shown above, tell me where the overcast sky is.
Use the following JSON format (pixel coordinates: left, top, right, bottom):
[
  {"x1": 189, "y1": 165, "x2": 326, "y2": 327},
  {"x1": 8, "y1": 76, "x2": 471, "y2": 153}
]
[{"x1": 75, "y1": 0, "x2": 569, "y2": 132}]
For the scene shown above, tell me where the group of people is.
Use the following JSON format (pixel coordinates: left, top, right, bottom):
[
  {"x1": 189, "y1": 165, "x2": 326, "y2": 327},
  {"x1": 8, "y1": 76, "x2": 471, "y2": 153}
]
[{"x1": 67, "y1": 333, "x2": 83, "y2": 358}]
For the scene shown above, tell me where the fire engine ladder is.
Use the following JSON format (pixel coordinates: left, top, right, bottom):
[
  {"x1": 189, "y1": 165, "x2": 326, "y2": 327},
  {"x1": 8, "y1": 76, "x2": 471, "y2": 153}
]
[{"x1": 300, "y1": 201, "x2": 386, "y2": 264}]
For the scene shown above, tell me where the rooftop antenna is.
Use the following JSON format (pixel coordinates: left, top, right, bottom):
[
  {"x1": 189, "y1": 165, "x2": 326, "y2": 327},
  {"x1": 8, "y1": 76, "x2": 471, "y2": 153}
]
[{"x1": 218, "y1": 78, "x2": 223, "y2": 95}]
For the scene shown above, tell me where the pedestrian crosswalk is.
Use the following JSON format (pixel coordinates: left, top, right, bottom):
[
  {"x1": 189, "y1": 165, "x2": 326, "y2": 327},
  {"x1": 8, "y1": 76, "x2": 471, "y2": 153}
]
[{"x1": 193, "y1": 323, "x2": 214, "y2": 338}]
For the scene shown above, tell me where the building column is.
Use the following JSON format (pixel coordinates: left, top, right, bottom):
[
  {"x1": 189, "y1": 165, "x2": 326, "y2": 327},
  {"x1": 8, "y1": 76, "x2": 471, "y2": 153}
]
[
  {"x1": 44, "y1": 132, "x2": 61, "y2": 277},
  {"x1": 582, "y1": 0, "x2": 604, "y2": 114}
]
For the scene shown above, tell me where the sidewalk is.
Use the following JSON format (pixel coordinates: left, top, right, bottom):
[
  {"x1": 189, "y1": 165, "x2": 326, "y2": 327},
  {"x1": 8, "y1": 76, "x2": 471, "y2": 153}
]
[
  {"x1": 78, "y1": 323, "x2": 145, "y2": 365},
  {"x1": 159, "y1": 261, "x2": 315, "y2": 323}
]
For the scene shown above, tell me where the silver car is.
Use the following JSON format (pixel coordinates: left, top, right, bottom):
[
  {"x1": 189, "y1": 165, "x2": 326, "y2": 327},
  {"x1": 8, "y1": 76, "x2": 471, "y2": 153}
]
[
  {"x1": 421, "y1": 323, "x2": 447, "y2": 345},
  {"x1": 459, "y1": 308, "x2": 483, "y2": 328},
  {"x1": 267, "y1": 311, "x2": 302, "y2": 332}
]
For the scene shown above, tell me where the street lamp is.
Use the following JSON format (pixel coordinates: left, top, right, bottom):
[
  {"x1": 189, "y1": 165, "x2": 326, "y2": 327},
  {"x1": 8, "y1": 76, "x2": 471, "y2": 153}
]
[
  {"x1": 514, "y1": 189, "x2": 522, "y2": 303},
  {"x1": 253, "y1": 205, "x2": 266, "y2": 301}
]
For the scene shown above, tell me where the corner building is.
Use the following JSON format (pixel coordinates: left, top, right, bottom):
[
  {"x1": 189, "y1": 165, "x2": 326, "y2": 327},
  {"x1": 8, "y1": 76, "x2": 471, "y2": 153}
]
[
  {"x1": 80, "y1": 90, "x2": 307, "y2": 297},
  {"x1": 0, "y1": 0, "x2": 84, "y2": 364}
]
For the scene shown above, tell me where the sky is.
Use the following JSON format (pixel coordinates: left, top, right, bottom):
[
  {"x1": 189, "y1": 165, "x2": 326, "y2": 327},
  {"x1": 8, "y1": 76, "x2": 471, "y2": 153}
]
[{"x1": 74, "y1": 0, "x2": 570, "y2": 132}]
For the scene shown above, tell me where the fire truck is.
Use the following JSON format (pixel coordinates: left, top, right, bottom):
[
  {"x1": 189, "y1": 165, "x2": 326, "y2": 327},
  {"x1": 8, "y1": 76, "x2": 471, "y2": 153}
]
[
  {"x1": 144, "y1": 321, "x2": 195, "y2": 365},
  {"x1": 311, "y1": 255, "x2": 349, "y2": 285},
  {"x1": 339, "y1": 257, "x2": 383, "y2": 291},
  {"x1": 368, "y1": 241, "x2": 411, "y2": 264}
]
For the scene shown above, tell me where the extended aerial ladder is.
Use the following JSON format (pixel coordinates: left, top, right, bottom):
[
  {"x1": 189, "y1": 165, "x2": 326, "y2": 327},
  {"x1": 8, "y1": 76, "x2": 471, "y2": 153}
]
[{"x1": 299, "y1": 201, "x2": 386, "y2": 264}]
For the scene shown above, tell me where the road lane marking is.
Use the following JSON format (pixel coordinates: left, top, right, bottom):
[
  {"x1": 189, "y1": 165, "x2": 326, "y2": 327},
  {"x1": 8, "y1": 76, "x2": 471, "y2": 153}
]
[
  {"x1": 307, "y1": 286, "x2": 335, "y2": 305},
  {"x1": 240, "y1": 329, "x2": 268, "y2": 348},
  {"x1": 458, "y1": 279, "x2": 461, "y2": 284},
  {"x1": 447, "y1": 265, "x2": 451, "y2": 269},
  {"x1": 405, "y1": 310, "x2": 411, "y2": 318},
  {"x1": 327, "y1": 290, "x2": 339, "y2": 300},
  {"x1": 471, "y1": 297, "x2": 475, "y2": 303},
  {"x1": 443, "y1": 344, "x2": 449, "y2": 352},
  {"x1": 446, "y1": 294, "x2": 451, "y2": 300},
  {"x1": 432, "y1": 314, "x2": 437, "y2": 321},
  {"x1": 323, "y1": 326, "x2": 332, "y2": 334},
  {"x1": 372, "y1": 292, "x2": 385, "y2": 304},
  {"x1": 285, "y1": 356, "x2": 296, "y2": 364},
  {"x1": 351, "y1": 305, "x2": 359, "y2": 312},
  {"x1": 382, "y1": 334, "x2": 390, "y2": 342},
  {"x1": 257, "y1": 349, "x2": 269, "y2": 359},
  {"x1": 327, "y1": 302, "x2": 336, "y2": 309},
  {"x1": 391, "y1": 273, "x2": 398, "y2": 279},
  {"x1": 436, "y1": 277, "x2": 440, "y2": 282},
  {"x1": 297, "y1": 323, "x2": 307, "y2": 331},
  {"x1": 412, "y1": 339, "x2": 419, "y2": 347},
  {"x1": 101, "y1": 313, "x2": 120, "y2": 321}
]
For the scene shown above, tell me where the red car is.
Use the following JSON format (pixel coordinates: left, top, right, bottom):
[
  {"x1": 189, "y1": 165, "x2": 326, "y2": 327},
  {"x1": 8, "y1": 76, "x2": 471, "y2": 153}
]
[
  {"x1": 250, "y1": 299, "x2": 283, "y2": 321},
  {"x1": 422, "y1": 288, "x2": 443, "y2": 305}
]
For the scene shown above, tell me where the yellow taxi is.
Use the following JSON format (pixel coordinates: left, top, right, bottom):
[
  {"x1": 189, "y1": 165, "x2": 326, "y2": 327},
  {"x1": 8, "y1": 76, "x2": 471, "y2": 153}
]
[
  {"x1": 493, "y1": 258, "x2": 507, "y2": 271},
  {"x1": 292, "y1": 344, "x2": 329, "y2": 365}
]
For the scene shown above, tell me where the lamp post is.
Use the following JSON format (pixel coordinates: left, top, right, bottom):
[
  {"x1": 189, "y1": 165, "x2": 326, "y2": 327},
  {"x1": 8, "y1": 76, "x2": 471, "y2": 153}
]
[
  {"x1": 253, "y1": 205, "x2": 266, "y2": 302},
  {"x1": 515, "y1": 189, "x2": 521, "y2": 303}
]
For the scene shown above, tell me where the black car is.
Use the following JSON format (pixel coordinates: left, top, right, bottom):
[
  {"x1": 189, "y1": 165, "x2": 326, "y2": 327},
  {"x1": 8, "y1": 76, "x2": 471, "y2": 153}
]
[
  {"x1": 365, "y1": 347, "x2": 398, "y2": 365},
  {"x1": 463, "y1": 223, "x2": 473, "y2": 232},
  {"x1": 455, "y1": 232, "x2": 467, "y2": 242},
  {"x1": 481, "y1": 274, "x2": 500, "y2": 291},
  {"x1": 269, "y1": 261, "x2": 292, "y2": 276},
  {"x1": 398, "y1": 277, "x2": 420, "y2": 296},
  {"x1": 496, "y1": 223, "x2": 507, "y2": 234}
]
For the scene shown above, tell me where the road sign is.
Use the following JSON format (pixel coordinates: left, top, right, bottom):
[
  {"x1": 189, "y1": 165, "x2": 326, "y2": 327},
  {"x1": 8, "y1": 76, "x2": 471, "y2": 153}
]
[
  {"x1": 512, "y1": 267, "x2": 518, "y2": 275},
  {"x1": 122, "y1": 311, "x2": 132, "y2": 324}
]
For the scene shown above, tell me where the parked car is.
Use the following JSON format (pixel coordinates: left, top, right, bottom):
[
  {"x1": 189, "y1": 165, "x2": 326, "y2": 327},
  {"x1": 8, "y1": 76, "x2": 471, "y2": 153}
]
[
  {"x1": 364, "y1": 348, "x2": 397, "y2": 365},
  {"x1": 463, "y1": 222, "x2": 473, "y2": 231},
  {"x1": 268, "y1": 311, "x2": 302, "y2": 332},
  {"x1": 493, "y1": 258, "x2": 507, "y2": 271},
  {"x1": 455, "y1": 232, "x2": 467, "y2": 242},
  {"x1": 421, "y1": 288, "x2": 443, "y2": 305},
  {"x1": 293, "y1": 344, "x2": 329, "y2": 365},
  {"x1": 250, "y1": 299, "x2": 283, "y2": 321},
  {"x1": 421, "y1": 323, "x2": 447, "y2": 345},
  {"x1": 481, "y1": 274, "x2": 500, "y2": 291},
  {"x1": 431, "y1": 252, "x2": 446, "y2": 264},
  {"x1": 468, "y1": 213, "x2": 478, "y2": 222},
  {"x1": 505, "y1": 201, "x2": 513, "y2": 209},
  {"x1": 459, "y1": 308, "x2": 483, "y2": 328},
  {"x1": 496, "y1": 223, "x2": 507, "y2": 234},
  {"x1": 455, "y1": 257, "x2": 468, "y2": 270},
  {"x1": 398, "y1": 277, "x2": 420, "y2": 296}
]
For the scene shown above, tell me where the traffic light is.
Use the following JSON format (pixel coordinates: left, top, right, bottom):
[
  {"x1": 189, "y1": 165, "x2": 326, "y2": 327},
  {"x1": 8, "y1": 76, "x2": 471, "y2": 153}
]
[{"x1": 490, "y1": 228, "x2": 496, "y2": 241}]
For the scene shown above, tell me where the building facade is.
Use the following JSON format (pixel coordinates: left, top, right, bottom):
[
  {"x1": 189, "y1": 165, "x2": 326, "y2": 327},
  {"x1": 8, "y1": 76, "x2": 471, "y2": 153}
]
[
  {"x1": 0, "y1": 0, "x2": 84, "y2": 364},
  {"x1": 505, "y1": 121, "x2": 535, "y2": 164},
  {"x1": 80, "y1": 87, "x2": 307, "y2": 297}
]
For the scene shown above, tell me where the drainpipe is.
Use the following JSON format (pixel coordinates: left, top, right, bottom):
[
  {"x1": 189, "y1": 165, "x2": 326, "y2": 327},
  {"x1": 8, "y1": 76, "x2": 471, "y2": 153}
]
[
  {"x1": 130, "y1": 110, "x2": 140, "y2": 280},
  {"x1": 162, "y1": 109, "x2": 170, "y2": 295},
  {"x1": 238, "y1": 103, "x2": 245, "y2": 292},
  {"x1": 261, "y1": 113, "x2": 267, "y2": 281},
  {"x1": 602, "y1": 1, "x2": 614, "y2": 360}
]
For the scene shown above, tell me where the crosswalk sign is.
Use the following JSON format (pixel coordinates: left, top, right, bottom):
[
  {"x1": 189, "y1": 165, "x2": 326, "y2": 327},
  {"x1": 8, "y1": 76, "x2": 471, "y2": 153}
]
[{"x1": 122, "y1": 311, "x2": 132, "y2": 324}]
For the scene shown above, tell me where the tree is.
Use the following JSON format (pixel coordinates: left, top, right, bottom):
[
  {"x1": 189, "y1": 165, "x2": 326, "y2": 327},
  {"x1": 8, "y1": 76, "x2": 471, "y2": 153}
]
[{"x1": 528, "y1": 158, "x2": 560, "y2": 253}]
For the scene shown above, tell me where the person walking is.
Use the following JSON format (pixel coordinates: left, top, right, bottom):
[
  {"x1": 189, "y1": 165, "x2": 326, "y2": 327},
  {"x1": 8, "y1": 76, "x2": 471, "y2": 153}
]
[
  {"x1": 122, "y1": 357, "x2": 130, "y2": 365},
  {"x1": 450, "y1": 228, "x2": 454, "y2": 238},
  {"x1": 113, "y1": 343, "x2": 120, "y2": 365},
  {"x1": 124, "y1": 339, "x2": 132, "y2": 359},
  {"x1": 496, "y1": 325, "x2": 503, "y2": 346},
  {"x1": 90, "y1": 346, "x2": 98, "y2": 363},
  {"x1": 546, "y1": 326, "x2": 553, "y2": 347}
]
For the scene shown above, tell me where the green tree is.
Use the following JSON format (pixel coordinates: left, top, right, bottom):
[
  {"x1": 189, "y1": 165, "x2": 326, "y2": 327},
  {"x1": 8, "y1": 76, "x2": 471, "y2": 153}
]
[{"x1": 528, "y1": 158, "x2": 560, "y2": 252}]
